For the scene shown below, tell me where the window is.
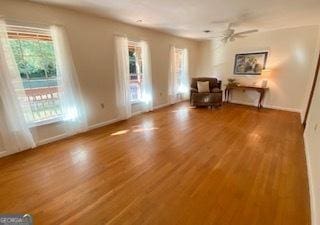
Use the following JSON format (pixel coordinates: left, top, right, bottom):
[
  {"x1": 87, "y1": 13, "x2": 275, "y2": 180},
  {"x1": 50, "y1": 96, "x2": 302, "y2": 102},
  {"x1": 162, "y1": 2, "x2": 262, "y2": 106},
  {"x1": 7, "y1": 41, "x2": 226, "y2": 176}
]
[
  {"x1": 128, "y1": 42, "x2": 143, "y2": 102},
  {"x1": 174, "y1": 48, "x2": 185, "y2": 93},
  {"x1": 8, "y1": 27, "x2": 62, "y2": 124}
]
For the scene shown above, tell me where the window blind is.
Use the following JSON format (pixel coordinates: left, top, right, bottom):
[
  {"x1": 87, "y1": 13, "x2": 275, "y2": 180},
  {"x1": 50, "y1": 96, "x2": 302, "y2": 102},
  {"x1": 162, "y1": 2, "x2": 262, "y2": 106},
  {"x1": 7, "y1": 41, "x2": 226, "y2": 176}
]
[{"x1": 6, "y1": 25, "x2": 51, "y2": 41}]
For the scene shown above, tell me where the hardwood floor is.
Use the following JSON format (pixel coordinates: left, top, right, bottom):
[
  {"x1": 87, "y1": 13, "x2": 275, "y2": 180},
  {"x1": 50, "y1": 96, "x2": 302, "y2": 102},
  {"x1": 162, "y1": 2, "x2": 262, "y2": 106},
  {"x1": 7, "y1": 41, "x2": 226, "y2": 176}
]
[{"x1": 0, "y1": 103, "x2": 310, "y2": 225}]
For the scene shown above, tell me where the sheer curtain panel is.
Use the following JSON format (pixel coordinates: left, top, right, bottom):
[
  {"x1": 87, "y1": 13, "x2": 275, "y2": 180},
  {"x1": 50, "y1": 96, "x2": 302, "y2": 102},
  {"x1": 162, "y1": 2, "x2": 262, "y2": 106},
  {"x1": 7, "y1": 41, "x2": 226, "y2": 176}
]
[
  {"x1": 140, "y1": 41, "x2": 153, "y2": 112},
  {"x1": 51, "y1": 25, "x2": 88, "y2": 135},
  {"x1": 114, "y1": 35, "x2": 131, "y2": 120},
  {"x1": 0, "y1": 19, "x2": 35, "y2": 157},
  {"x1": 180, "y1": 48, "x2": 190, "y2": 99},
  {"x1": 168, "y1": 45, "x2": 179, "y2": 104}
]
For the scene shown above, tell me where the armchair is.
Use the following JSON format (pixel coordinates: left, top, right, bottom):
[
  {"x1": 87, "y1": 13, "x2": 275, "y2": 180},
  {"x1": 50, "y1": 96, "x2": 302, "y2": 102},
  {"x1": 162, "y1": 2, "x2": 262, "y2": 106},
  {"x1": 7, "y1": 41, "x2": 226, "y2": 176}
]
[{"x1": 190, "y1": 77, "x2": 223, "y2": 108}]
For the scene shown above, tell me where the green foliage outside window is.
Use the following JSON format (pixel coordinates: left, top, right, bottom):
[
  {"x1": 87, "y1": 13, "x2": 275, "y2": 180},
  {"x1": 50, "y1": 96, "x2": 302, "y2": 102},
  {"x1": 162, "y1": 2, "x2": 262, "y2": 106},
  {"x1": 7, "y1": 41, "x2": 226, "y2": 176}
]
[
  {"x1": 9, "y1": 39, "x2": 57, "y2": 81},
  {"x1": 9, "y1": 36, "x2": 61, "y2": 122}
]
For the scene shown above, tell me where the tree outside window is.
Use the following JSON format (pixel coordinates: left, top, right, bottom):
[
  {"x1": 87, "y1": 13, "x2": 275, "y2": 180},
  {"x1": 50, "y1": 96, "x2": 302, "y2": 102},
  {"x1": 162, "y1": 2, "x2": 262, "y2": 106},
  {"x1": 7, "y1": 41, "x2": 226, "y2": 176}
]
[
  {"x1": 8, "y1": 30, "x2": 62, "y2": 123},
  {"x1": 128, "y1": 43, "x2": 143, "y2": 102}
]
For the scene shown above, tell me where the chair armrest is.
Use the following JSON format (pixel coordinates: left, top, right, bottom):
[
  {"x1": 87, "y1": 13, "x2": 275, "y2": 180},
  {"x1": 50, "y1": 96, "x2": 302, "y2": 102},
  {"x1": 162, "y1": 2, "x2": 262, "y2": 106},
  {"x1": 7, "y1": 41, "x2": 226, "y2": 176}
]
[
  {"x1": 211, "y1": 88, "x2": 222, "y2": 93},
  {"x1": 190, "y1": 88, "x2": 198, "y2": 93}
]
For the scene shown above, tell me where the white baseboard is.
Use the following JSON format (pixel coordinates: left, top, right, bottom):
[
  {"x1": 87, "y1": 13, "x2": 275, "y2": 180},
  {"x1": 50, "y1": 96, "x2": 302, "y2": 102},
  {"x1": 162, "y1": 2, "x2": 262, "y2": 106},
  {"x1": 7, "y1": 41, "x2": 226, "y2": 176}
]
[
  {"x1": 303, "y1": 132, "x2": 317, "y2": 225},
  {"x1": 37, "y1": 118, "x2": 121, "y2": 146},
  {"x1": 131, "y1": 111, "x2": 143, "y2": 116},
  {"x1": 0, "y1": 150, "x2": 18, "y2": 158},
  {"x1": 158, "y1": 99, "x2": 188, "y2": 109},
  {"x1": 37, "y1": 133, "x2": 69, "y2": 146},
  {"x1": 153, "y1": 102, "x2": 171, "y2": 110},
  {"x1": 36, "y1": 101, "x2": 174, "y2": 147},
  {"x1": 87, "y1": 118, "x2": 121, "y2": 130},
  {"x1": 130, "y1": 102, "x2": 173, "y2": 116},
  {"x1": 264, "y1": 104, "x2": 301, "y2": 113},
  {"x1": 229, "y1": 100, "x2": 301, "y2": 113}
]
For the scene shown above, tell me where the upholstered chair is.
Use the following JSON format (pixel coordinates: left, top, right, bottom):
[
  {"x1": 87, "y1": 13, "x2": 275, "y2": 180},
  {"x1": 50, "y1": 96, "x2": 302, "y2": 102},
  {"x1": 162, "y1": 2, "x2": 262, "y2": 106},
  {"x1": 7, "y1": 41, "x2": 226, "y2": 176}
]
[{"x1": 190, "y1": 77, "x2": 223, "y2": 108}]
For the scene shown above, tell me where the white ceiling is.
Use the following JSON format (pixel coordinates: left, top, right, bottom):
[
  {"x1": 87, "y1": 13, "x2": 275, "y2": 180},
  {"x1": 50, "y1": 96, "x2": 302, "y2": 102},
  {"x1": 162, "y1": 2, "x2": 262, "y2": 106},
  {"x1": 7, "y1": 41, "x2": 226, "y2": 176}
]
[{"x1": 30, "y1": 0, "x2": 320, "y2": 40}]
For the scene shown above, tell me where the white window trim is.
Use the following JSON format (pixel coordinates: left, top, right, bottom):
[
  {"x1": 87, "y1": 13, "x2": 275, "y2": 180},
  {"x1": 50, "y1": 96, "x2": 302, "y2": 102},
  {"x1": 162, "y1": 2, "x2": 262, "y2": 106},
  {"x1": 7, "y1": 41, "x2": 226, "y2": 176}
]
[
  {"x1": 28, "y1": 116, "x2": 63, "y2": 128},
  {"x1": 7, "y1": 25, "x2": 63, "y2": 125}
]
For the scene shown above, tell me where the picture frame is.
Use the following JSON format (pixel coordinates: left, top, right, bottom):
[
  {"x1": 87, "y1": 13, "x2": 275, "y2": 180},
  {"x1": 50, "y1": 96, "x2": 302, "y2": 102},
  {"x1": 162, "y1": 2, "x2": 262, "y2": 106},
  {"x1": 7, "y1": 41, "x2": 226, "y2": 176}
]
[{"x1": 233, "y1": 52, "x2": 268, "y2": 75}]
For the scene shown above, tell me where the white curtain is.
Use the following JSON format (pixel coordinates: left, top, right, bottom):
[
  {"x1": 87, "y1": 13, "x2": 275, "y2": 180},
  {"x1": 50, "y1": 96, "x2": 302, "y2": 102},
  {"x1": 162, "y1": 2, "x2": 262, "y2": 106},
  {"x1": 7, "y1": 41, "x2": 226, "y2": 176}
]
[
  {"x1": 51, "y1": 25, "x2": 88, "y2": 135},
  {"x1": 168, "y1": 45, "x2": 179, "y2": 104},
  {"x1": 0, "y1": 19, "x2": 35, "y2": 157},
  {"x1": 114, "y1": 35, "x2": 131, "y2": 120},
  {"x1": 140, "y1": 41, "x2": 153, "y2": 112},
  {"x1": 168, "y1": 47, "x2": 189, "y2": 104},
  {"x1": 180, "y1": 48, "x2": 190, "y2": 99}
]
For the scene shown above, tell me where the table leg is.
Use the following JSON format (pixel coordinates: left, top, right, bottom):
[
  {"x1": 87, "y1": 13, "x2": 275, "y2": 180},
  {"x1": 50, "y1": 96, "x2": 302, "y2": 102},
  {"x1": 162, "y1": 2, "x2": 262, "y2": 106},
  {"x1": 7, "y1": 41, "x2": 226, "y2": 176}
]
[
  {"x1": 225, "y1": 89, "x2": 230, "y2": 103},
  {"x1": 258, "y1": 90, "x2": 265, "y2": 109}
]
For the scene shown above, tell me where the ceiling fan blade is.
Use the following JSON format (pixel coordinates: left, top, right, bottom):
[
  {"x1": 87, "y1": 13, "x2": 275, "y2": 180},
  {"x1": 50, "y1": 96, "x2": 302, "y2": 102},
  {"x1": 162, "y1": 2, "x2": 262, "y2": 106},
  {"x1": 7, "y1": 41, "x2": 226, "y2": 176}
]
[
  {"x1": 234, "y1": 29, "x2": 258, "y2": 36},
  {"x1": 209, "y1": 35, "x2": 225, "y2": 39},
  {"x1": 232, "y1": 34, "x2": 247, "y2": 38}
]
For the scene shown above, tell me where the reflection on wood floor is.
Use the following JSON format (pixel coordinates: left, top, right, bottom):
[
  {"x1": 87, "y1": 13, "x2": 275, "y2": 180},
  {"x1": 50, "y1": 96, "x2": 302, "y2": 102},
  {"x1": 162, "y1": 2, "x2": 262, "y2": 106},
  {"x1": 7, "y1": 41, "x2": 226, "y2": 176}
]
[{"x1": 0, "y1": 102, "x2": 310, "y2": 225}]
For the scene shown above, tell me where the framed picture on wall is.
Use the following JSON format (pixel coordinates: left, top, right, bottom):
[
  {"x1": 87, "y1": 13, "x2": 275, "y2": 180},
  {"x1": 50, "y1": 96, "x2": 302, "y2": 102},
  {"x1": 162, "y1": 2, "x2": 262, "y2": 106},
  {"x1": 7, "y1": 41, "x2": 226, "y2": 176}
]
[{"x1": 234, "y1": 52, "x2": 268, "y2": 75}]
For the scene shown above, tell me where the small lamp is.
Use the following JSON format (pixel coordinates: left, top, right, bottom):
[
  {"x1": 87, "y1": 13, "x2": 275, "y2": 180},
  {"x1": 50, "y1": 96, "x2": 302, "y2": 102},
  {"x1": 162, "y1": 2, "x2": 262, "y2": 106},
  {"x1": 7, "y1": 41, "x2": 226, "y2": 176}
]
[{"x1": 260, "y1": 69, "x2": 271, "y2": 88}]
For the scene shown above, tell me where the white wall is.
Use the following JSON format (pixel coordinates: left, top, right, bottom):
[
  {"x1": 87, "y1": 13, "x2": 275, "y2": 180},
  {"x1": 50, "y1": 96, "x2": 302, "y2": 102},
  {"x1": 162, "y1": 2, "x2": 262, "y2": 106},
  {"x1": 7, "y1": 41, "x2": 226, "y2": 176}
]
[
  {"x1": 304, "y1": 62, "x2": 320, "y2": 225},
  {"x1": 304, "y1": 29, "x2": 320, "y2": 225},
  {"x1": 197, "y1": 26, "x2": 320, "y2": 113},
  {"x1": 0, "y1": 0, "x2": 200, "y2": 148},
  {"x1": 197, "y1": 26, "x2": 320, "y2": 224}
]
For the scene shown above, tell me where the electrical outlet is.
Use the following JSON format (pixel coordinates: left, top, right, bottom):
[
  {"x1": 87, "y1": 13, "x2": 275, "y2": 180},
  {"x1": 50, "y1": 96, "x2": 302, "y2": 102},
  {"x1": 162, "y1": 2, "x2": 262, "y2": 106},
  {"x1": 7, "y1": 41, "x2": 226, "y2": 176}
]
[
  {"x1": 314, "y1": 123, "x2": 318, "y2": 132},
  {"x1": 100, "y1": 103, "x2": 105, "y2": 109}
]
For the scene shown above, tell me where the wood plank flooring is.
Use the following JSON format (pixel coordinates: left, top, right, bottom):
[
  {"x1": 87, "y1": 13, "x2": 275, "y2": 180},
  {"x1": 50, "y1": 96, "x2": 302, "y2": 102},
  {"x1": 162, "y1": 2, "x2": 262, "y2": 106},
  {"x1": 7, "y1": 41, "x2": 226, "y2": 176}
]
[{"x1": 0, "y1": 103, "x2": 310, "y2": 225}]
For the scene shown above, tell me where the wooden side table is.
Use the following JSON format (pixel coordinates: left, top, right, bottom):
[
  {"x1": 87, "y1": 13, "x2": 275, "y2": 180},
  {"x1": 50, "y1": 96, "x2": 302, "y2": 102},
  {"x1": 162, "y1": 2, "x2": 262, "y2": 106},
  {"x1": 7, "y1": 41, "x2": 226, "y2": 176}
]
[{"x1": 225, "y1": 85, "x2": 269, "y2": 109}]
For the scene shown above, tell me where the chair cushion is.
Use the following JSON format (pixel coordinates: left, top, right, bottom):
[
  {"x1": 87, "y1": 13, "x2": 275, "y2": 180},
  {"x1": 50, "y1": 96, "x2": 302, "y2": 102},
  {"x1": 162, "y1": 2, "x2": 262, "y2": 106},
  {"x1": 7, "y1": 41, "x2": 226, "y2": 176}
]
[
  {"x1": 191, "y1": 77, "x2": 219, "y2": 89},
  {"x1": 197, "y1": 81, "x2": 210, "y2": 93}
]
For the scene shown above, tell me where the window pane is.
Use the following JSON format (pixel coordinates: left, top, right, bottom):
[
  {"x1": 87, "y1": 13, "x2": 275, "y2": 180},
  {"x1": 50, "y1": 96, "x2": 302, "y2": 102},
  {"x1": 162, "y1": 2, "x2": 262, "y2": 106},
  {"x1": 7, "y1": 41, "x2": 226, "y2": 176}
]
[
  {"x1": 9, "y1": 39, "x2": 22, "y2": 57},
  {"x1": 8, "y1": 34, "x2": 61, "y2": 123},
  {"x1": 129, "y1": 48, "x2": 135, "y2": 58},
  {"x1": 129, "y1": 48, "x2": 137, "y2": 75},
  {"x1": 20, "y1": 39, "x2": 40, "y2": 56},
  {"x1": 128, "y1": 44, "x2": 143, "y2": 101},
  {"x1": 130, "y1": 83, "x2": 139, "y2": 101},
  {"x1": 44, "y1": 60, "x2": 57, "y2": 77},
  {"x1": 16, "y1": 59, "x2": 29, "y2": 79},
  {"x1": 39, "y1": 40, "x2": 55, "y2": 57},
  {"x1": 24, "y1": 56, "x2": 46, "y2": 79},
  {"x1": 129, "y1": 61, "x2": 137, "y2": 75}
]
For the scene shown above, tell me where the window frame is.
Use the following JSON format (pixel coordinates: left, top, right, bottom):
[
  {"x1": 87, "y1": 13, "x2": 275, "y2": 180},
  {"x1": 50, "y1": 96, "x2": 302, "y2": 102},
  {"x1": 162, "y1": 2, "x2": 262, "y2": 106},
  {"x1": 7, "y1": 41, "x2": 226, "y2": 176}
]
[
  {"x1": 7, "y1": 26, "x2": 63, "y2": 127},
  {"x1": 128, "y1": 41, "x2": 143, "y2": 104}
]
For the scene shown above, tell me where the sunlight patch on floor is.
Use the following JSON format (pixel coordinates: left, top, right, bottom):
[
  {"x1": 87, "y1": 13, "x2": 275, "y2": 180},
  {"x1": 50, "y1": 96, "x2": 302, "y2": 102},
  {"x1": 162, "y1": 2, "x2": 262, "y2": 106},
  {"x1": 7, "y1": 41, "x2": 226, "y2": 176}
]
[
  {"x1": 110, "y1": 130, "x2": 130, "y2": 136},
  {"x1": 110, "y1": 120, "x2": 159, "y2": 136}
]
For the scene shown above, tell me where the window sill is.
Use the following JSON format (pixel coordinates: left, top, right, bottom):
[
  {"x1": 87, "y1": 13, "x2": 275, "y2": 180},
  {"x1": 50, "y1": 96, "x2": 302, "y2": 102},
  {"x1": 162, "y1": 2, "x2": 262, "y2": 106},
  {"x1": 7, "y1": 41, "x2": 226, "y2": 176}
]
[{"x1": 28, "y1": 116, "x2": 63, "y2": 128}]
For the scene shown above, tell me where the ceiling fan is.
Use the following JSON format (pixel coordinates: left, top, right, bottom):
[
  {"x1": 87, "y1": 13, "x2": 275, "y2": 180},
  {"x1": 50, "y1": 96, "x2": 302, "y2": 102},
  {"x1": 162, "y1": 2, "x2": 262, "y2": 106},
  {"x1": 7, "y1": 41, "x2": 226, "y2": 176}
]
[{"x1": 210, "y1": 23, "x2": 258, "y2": 43}]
